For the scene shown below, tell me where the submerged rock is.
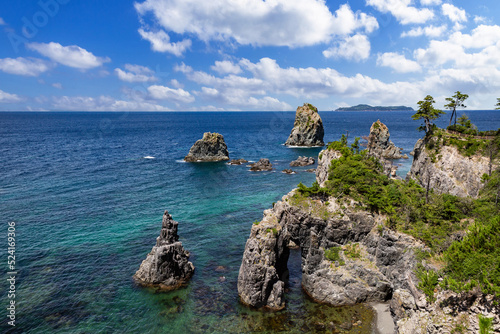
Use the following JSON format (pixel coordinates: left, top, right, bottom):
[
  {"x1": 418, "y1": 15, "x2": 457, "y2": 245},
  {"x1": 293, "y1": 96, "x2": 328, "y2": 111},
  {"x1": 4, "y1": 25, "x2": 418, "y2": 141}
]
[
  {"x1": 228, "y1": 158, "x2": 248, "y2": 165},
  {"x1": 134, "y1": 210, "x2": 194, "y2": 290},
  {"x1": 290, "y1": 156, "x2": 315, "y2": 167},
  {"x1": 285, "y1": 103, "x2": 325, "y2": 147},
  {"x1": 282, "y1": 169, "x2": 296, "y2": 174},
  {"x1": 367, "y1": 120, "x2": 408, "y2": 160},
  {"x1": 184, "y1": 132, "x2": 229, "y2": 162},
  {"x1": 248, "y1": 159, "x2": 273, "y2": 171}
]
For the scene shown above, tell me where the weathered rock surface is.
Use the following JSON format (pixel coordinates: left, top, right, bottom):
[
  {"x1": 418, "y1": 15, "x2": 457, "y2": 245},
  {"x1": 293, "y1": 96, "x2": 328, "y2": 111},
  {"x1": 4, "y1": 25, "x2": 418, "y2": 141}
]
[
  {"x1": 367, "y1": 120, "x2": 408, "y2": 160},
  {"x1": 228, "y1": 158, "x2": 248, "y2": 165},
  {"x1": 285, "y1": 103, "x2": 325, "y2": 147},
  {"x1": 238, "y1": 190, "x2": 425, "y2": 310},
  {"x1": 248, "y1": 159, "x2": 273, "y2": 171},
  {"x1": 134, "y1": 211, "x2": 194, "y2": 290},
  {"x1": 290, "y1": 156, "x2": 315, "y2": 167},
  {"x1": 184, "y1": 132, "x2": 229, "y2": 162},
  {"x1": 282, "y1": 169, "x2": 296, "y2": 174},
  {"x1": 393, "y1": 289, "x2": 500, "y2": 333},
  {"x1": 407, "y1": 137, "x2": 492, "y2": 198},
  {"x1": 315, "y1": 148, "x2": 342, "y2": 187}
]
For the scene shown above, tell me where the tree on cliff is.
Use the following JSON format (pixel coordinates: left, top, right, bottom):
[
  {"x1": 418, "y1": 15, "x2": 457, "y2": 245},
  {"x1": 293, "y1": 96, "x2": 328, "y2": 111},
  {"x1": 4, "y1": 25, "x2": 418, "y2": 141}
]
[
  {"x1": 495, "y1": 98, "x2": 500, "y2": 110},
  {"x1": 445, "y1": 91, "x2": 468, "y2": 127},
  {"x1": 412, "y1": 95, "x2": 445, "y2": 133}
]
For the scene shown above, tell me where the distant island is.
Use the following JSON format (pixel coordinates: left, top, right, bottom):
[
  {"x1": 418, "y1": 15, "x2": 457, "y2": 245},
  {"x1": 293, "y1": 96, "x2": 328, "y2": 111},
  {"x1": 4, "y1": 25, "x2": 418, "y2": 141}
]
[{"x1": 335, "y1": 104, "x2": 414, "y2": 111}]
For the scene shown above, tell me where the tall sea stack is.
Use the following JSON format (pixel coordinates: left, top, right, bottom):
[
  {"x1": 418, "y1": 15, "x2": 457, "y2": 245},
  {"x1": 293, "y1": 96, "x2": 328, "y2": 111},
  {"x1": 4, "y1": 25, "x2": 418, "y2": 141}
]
[
  {"x1": 134, "y1": 210, "x2": 194, "y2": 290},
  {"x1": 285, "y1": 103, "x2": 325, "y2": 147}
]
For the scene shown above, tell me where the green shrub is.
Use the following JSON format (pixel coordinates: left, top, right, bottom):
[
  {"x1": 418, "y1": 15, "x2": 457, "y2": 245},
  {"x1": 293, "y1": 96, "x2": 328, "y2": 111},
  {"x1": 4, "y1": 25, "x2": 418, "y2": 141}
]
[
  {"x1": 344, "y1": 243, "x2": 361, "y2": 259},
  {"x1": 325, "y1": 246, "x2": 344, "y2": 265},
  {"x1": 417, "y1": 268, "x2": 439, "y2": 303},
  {"x1": 479, "y1": 315, "x2": 493, "y2": 334}
]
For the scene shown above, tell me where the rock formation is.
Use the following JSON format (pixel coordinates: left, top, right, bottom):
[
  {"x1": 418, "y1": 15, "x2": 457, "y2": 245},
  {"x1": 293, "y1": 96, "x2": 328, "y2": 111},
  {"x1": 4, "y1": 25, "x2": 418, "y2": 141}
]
[
  {"x1": 282, "y1": 169, "x2": 296, "y2": 174},
  {"x1": 315, "y1": 148, "x2": 342, "y2": 187},
  {"x1": 134, "y1": 210, "x2": 194, "y2": 290},
  {"x1": 285, "y1": 103, "x2": 325, "y2": 147},
  {"x1": 238, "y1": 187, "x2": 424, "y2": 310},
  {"x1": 184, "y1": 132, "x2": 229, "y2": 162},
  {"x1": 290, "y1": 156, "x2": 315, "y2": 167},
  {"x1": 407, "y1": 137, "x2": 492, "y2": 198},
  {"x1": 248, "y1": 159, "x2": 273, "y2": 171},
  {"x1": 367, "y1": 120, "x2": 408, "y2": 160},
  {"x1": 228, "y1": 158, "x2": 248, "y2": 165}
]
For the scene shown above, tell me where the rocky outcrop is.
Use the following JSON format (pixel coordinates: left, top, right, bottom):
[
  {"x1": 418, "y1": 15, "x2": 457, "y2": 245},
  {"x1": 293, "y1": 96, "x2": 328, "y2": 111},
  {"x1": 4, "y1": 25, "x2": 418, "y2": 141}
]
[
  {"x1": 367, "y1": 120, "x2": 408, "y2": 160},
  {"x1": 228, "y1": 158, "x2": 248, "y2": 165},
  {"x1": 407, "y1": 137, "x2": 492, "y2": 198},
  {"x1": 285, "y1": 103, "x2": 325, "y2": 147},
  {"x1": 315, "y1": 148, "x2": 342, "y2": 187},
  {"x1": 282, "y1": 169, "x2": 296, "y2": 174},
  {"x1": 290, "y1": 156, "x2": 315, "y2": 167},
  {"x1": 393, "y1": 289, "x2": 500, "y2": 333},
  {"x1": 238, "y1": 190, "x2": 425, "y2": 310},
  {"x1": 184, "y1": 132, "x2": 229, "y2": 162},
  {"x1": 248, "y1": 159, "x2": 273, "y2": 171},
  {"x1": 134, "y1": 211, "x2": 195, "y2": 290}
]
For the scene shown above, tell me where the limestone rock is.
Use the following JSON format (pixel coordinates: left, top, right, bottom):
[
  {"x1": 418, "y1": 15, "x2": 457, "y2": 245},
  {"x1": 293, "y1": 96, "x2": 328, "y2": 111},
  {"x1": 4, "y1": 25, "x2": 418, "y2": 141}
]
[
  {"x1": 184, "y1": 132, "x2": 229, "y2": 162},
  {"x1": 290, "y1": 156, "x2": 315, "y2": 167},
  {"x1": 285, "y1": 103, "x2": 325, "y2": 147},
  {"x1": 134, "y1": 210, "x2": 194, "y2": 290},
  {"x1": 248, "y1": 158, "x2": 273, "y2": 171},
  {"x1": 367, "y1": 120, "x2": 408, "y2": 160},
  {"x1": 316, "y1": 148, "x2": 342, "y2": 187},
  {"x1": 407, "y1": 137, "x2": 492, "y2": 198}
]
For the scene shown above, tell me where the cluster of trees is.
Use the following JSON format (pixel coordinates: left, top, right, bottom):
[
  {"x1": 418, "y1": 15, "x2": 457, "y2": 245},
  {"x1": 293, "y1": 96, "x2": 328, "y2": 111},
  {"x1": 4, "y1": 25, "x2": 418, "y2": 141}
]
[{"x1": 412, "y1": 92, "x2": 500, "y2": 135}]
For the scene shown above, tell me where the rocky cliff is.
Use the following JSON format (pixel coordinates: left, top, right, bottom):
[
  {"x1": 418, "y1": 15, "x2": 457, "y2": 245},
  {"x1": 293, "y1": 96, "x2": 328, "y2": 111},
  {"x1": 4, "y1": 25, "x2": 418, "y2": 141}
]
[
  {"x1": 184, "y1": 132, "x2": 229, "y2": 162},
  {"x1": 367, "y1": 120, "x2": 408, "y2": 160},
  {"x1": 407, "y1": 136, "x2": 492, "y2": 198},
  {"x1": 285, "y1": 103, "x2": 325, "y2": 147},
  {"x1": 237, "y1": 187, "x2": 425, "y2": 310},
  {"x1": 315, "y1": 148, "x2": 342, "y2": 187},
  {"x1": 134, "y1": 210, "x2": 195, "y2": 290}
]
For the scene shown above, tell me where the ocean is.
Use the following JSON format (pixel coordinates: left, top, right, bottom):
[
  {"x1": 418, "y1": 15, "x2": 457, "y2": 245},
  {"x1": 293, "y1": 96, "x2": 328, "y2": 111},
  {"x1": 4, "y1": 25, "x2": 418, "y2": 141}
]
[{"x1": 1, "y1": 110, "x2": 499, "y2": 333}]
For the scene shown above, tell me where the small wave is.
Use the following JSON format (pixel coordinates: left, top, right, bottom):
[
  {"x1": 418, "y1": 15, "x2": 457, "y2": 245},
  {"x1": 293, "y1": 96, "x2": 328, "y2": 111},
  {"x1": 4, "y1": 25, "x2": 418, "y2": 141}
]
[
  {"x1": 143, "y1": 156, "x2": 155, "y2": 159},
  {"x1": 285, "y1": 145, "x2": 323, "y2": 148},
  {"x1": 175, "y1": 159, "x2": 187, "y2": 163}
]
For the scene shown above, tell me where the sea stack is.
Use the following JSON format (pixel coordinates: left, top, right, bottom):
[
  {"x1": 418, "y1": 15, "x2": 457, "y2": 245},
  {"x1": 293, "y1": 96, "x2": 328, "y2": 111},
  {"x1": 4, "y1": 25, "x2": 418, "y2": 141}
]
[
  {"x1": 285, "y1": 103, "x2": 325, "y2": 147},
  {"x1": 134, "y1": 210, "x2": 194, "y2": 290},
  {"x1": 184, "y1": 132, "x2": 229, "y2": 162},
  {"x1": 367, "y1": 120, "x2": 408, "y2": 160}
]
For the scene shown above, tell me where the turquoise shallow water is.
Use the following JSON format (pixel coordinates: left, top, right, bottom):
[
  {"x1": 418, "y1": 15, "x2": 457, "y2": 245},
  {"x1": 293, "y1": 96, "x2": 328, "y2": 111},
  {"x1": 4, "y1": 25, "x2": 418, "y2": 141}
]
[{"x1": 1, "y1": 111, "x2": 499, "y2": 333}]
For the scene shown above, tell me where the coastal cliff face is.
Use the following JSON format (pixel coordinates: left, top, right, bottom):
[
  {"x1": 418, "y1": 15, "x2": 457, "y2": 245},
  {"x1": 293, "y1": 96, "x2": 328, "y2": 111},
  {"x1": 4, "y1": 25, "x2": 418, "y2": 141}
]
[
  {"x1": 408, "y1": 137, "x2": 491, "y2": 198},
  {"x1": 285, "y1": 103, "x2": 325, "y2": 147},
  {"x1": 134, "y1": 211, "x2": 194, "y2": 290},
  {"x1": 315, "y1": 148, "x2": 342, "y2": 187},
  {"x1": 367, "y1": 120, "x2": 408, "y2": 160},
  {"x1": 184, "y1": 132, "x2": 229, "y2": 162},
  {"x1": 237, "y1": 189, "x2": 425, "y2": 310}
]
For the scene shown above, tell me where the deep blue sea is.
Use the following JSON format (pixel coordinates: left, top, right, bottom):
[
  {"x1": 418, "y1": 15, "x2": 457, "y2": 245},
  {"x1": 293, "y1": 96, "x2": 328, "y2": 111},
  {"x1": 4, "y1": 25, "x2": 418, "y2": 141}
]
[{"x1": 1, "y1": 110, "x2": 499, "y2": 333}]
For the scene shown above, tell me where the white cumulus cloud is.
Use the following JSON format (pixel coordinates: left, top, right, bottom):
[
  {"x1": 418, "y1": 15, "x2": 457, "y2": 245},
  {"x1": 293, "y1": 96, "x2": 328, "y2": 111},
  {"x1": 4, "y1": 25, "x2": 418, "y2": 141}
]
[
  {"x1": 442, "y1": 3, "x2": 467, "y2": 23},
  {"x1": 0, "y1": 57, "x2": 52, "y2": 76},
  {"x1": 377, "y1": 52, "x2": 422, "y2": 73},
  {"x1": 401, "y1": 25, "x2": 447, "y2": 38},
  {"x1": 51, "y1": 95, "x2": 170, "y2": 111},
  {"x1": 27, "y1": 42, "x2": 110, "y2": 70},
  {"x1": 0, "y1": 89, "x2": 21, "y2": 103},
  {"x1": 211, "y1": 61, "x2": 242, "y2": 75},
  {"x1": 366, "y1": 0, "x2": 434, "y2": 25},
  {"x1": 147, "y1": 85, "x2": 195, "y2": 103},
  {"x1": 135, "y1": 0, "x2": 378, "y2": 48},
  {"x1": 323, "y1": 34, "x2": 371, "y2": 62},
  {"x1": 115, "y1": 64, "x2": 158, "y2": 82},
  {"x1": 138, "y1": 28, "x2": 192, "y2": 57},
  {"x1": 420, "y1": 0, "x2": 441, "y2": 5}
]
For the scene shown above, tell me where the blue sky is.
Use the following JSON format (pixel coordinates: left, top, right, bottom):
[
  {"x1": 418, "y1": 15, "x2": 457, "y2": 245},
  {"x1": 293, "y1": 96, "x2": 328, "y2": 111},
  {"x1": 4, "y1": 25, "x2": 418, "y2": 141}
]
[{"x1": 1, "y1": 0, "x2": 500, "y2": 111}]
